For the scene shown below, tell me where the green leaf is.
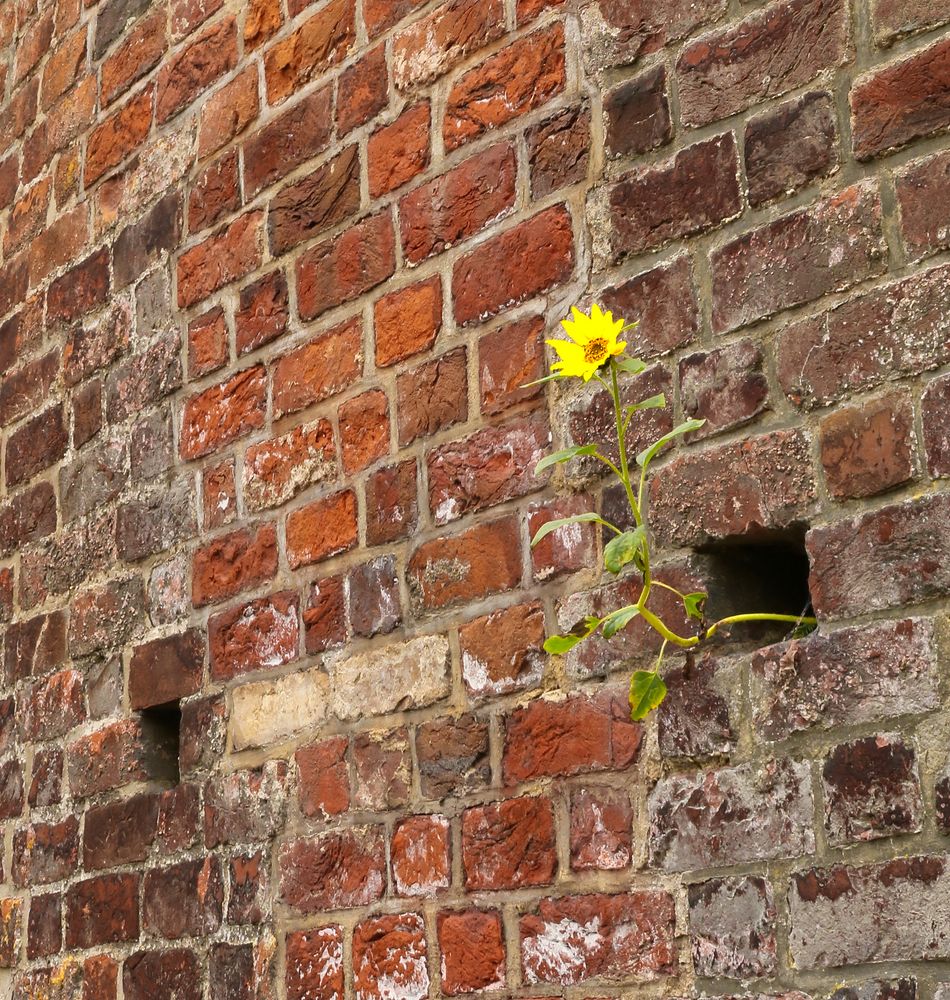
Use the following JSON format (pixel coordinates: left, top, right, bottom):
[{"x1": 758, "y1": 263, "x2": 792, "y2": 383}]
[
  {"x1": 531, "y1": 513, "x2": 617, "y2": 547},
  {"x1": 636, "y1": 419, "x2": 706, "y2": 470},
  {"x1": 602, "y1": 605, "x2": 640, "y2": 639},
  {"x1": 683, "y1": 591, "x2": 707, "y2": 622},
  {"x1": 615, "y1": 356, "x2": 647, "y2": 375},
  {"x1": 521, "y1": 372, "x2": 565, "y2": 388},
  {"x1": 629, "y1": 670, "x2": 668, "y2": 721},
  {"x1": 791, "y1": 619, "x2": 819, "y2": 639},
  {"x1": 543, "y1": 616, "x2": 603, "y2": 654},
  {"x1": 620, "y1": 320, "x2": 641, "y2": 333},
  {"x1": 603, "y1": 527, "x2": 646, "y2": 575},
  {"x1": 624, "y1": 393, "x2": 666, "y2": 418},
  {"x1": 534, "y1": 444, "x2": 598, "y2": 475}
]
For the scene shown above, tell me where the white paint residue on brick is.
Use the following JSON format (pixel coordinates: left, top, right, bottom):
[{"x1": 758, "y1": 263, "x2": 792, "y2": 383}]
[{"x1": 522, "y1": 916, "x2": 602, "y2": 984}]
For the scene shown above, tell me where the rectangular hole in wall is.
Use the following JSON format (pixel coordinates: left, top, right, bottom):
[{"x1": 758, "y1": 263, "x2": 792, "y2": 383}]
[{"x1": 138, "y1": 700, "x2": 182, "y2": 785}]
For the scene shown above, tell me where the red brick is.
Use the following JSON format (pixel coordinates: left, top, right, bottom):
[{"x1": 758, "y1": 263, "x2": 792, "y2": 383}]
[
  {"x1": 279, "y1": 826, "x2": 386, "y2": 912},
  {"x1": 872, "y1": 0, "x2": 950, "y2": 44},
  {"x1": 391, "y1": 815, "x2": 451, "y2": 897},
  {"x1": 303, "y1": 574, "x2": 347, "y2": 654},
  {"x1": 208, "y1": 591, "x2": 298, "y2": 681},
  {"x1": 353, "y1": 727, "x2": 411, "y2": 808},
  {"x1": 605, "y1": 65, "x2": 671, "y2": 160},
  {"x1": 0, "y1": 757, "x2": 23, "y2": 819},
  {"x1": 156, "y1": 17, "x2": 237, "y2": 123},
  {"x1": 12, "y1": 816, "x2": 78, "y2": 887},
  {"x1": 65, "y1": 874, "x2": 139, "y2": 948},
  {"x1": 453, "y1": 205, "x2": 574, "y2": 326},
  {"x1": 416, "y1": 714, "x2": 490, "y2": 799},
  {"x1": 427, "y1": 414, "x2": 548, "y2": 525},
  {"x1": 129, "y1": 630, "x2": 204, "y2": 710},
  {"x1": 113, "y1": 192, "x2": 182, "y2": 289},
  {"x1": 459, "y1": 602, "x2": 545, "y2": 701},
  {"x1": 338, "y1": 44, "x2": 387, "y2": 134},
  {"x1": 197, "y1": 64, "x2": 258, "y2": 159},
  {"x1": 462, "y1": 796, "x2": 556, "y2": 890},
  {"x1": 896, "y1": 147, "x2": 950, "y2": 262},
  {"x1": 14, "y1": 10, "x2": 54, "y2": 84},
  {"x1": 296, "y1": 211, "x2": 396, "y2": 321},
  {"x1": 245, "y1": 0, "x2": 281, "y2": 50},
  {"x1": 268, "y1": 146, "x2": 360, "y2": 255},
  {"x1": 520, "y1": 892, "x2": 676, "y2": 985},
  {"x1": 851, "y1": 37, "x2": 950, "y2": 158},
  {"x1": 777, "y1": 263, "x2": 950, "y2": 409},
  {"x1": 392, "y1": 0, "x2": 504, "y2": 89},
  {"x1": 180, "y1": 366, "x2": 266, "y2": 460},
  {"x1": 819, "y1": 392, "x2": 915, "y2": 499},
  {"x1": 527, "y1": 103, "x2": 591, "y2": 198},
  {"x1": 0, "y1": 350, "x2": 58, "y2": 426},
  {"x1": 712, "y1": 181, "x2": 885, "y2": 333},
  {"x1": 340, "y1": 389, "x2": 390, "y2": 474},
  {"x1": 172, "y1": 0, "x2": 224, "y2": 40},
  {"x1": 123, "y1": 949, "x2": 201, "y2": 1000},
  {"x1": 398, "y1": 349, "x2": 467, "y2": 446},
  {"x1": 263, "y1": 0, "x2": 354, "y2": 104},
  {"x1": 407, "y1": 516, "x2": 522, "y2": 612},
  {"x1": 5, "y1": 405, "x2": 68, "y2": 488},
  {"x1": 272, "y1": 318, "x2": 362, "y2": 417},
  {"x1": 204, "y1": 763, "x2": 288, "y2": 847},
  {"x1": 296, "y1": 736, "x2": 349, "y2": 817},
  {"x1": 203, "y1": 460, "x2": 236, "y2": 529},
  {"x1": 608, "y1": 133, "x2": 741, "y2": 260},
  {"x1": 478, "y1": 314, "x2": 544, "y2": 415},
  {"x1": 6, "y1": 176, "x2": 50, "y2": 255},
  {"x1": 679, "y1": 340, "x2": 770, "y2": 438},
  {"x1": 504, "y1": 689, "x2": 642, "y2": 784},
  {"x1": 923, "y1": 374, "x2": 950, "y2": 477},
  {"x1": 286, "y1": 490, "x2": 358, "y2": 569},
  {"x1": 187, "y1": 307, "x2": 228, "y2": 378},
  {"x1": 143, "y1": 858, "x2": 223, "y2": 939},
  {"x1": 438, "y1": 909, "x2": 505, "y2": 995},
  {"x1": 286, "y1": 926, "x2": 344, "y2": 1000},
  {"x1": 85, "y1": 86, "x2": 153, "y2": 185},
  {"x1": 192, "y1": 523, "x2": 278, "y2": 607},
  {"x1": 243, "y1": 420, "x2": 335, "y2": 511},
  {"x1": 444, "y1": 24, "x2": 565, "y2": 151},
  {"x1": 68, "y1": 716, "x2": 177, "y2": 797},
  {"x1": 677, "y1": 0, "x2": 849, "y2": 127},
  {"x1": 41, "y1": 25, "x2": 87, "y2": 109},
  {"x1": 244, "y1": 85, "x2": 333, "y2": 198},
  {"x1": 745, "y1": 91, "x2": 840, "y2": 208},
  {"x1": 177, "y1": 211, "x2": 264, "y2": 308},
  {"x1": 101, "y1": 10, "x2": 166, "y2": 104},
  {"x1": 236, "y1": 269, "x2": 288, "y2": 355},
  {"x1": 353, "y1": 912, "x2": 429, "y2": 1000},
  {"x1": 47, "y1": 247, "x2": 110, "y2": 325},
  {"x1": 400, "y1": 142, "x2": 516, "y2": 264},
  {"x1": 528, "y1": 494, "x2": 599, "y2": 581},
  {"x1": 374, "y1": 276, "x2": 442, "y2": 367},
  {"x1": 227, "y1": 850, "x2": 269, "y2": 924},
  {"x1": 808, "y1": 493, "x2": 950, "y2": 619},
  {"x1": 83, "y1": 792, "x2": 160, "y2": 869},
  {"x1": 366, "y1": 459, "x2": 418, "y2": 545},
  {"x1": 368, "y1": 102, "x2": 430, "y2": 197},
  {"x1": 570, "y1": 787, "x2": 633, "y2": 871}
]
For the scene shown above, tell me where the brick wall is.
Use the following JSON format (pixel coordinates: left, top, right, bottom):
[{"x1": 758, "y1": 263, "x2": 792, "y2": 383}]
[{"x1": 0, "y1": 0, "x2": 949, "y2": 996}]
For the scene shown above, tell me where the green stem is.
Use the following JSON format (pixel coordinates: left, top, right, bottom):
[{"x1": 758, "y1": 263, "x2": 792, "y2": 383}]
[
  {"x1": 638, "y1": 604, "x2": 699, "y2": 649},
  {"x1": 592, "y1": 452, "x2": 624, "y2": 480},
  {"x1": 704, "y1": 613, "x2": 818, "y2": 641},
  {"x1": 651, "y1": 579, "x2": 688, "y2": 601}
]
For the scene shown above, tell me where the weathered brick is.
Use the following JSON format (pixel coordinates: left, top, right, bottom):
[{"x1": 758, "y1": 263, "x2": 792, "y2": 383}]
[
  {"x1": 209, "y1": 591, "x2": 299, "y2": 680},
  {"x1": 819, "y1": 392, "x2": 915, "y2": 499},
  {"x1": 197, "y1": 64, "x2": 258, "y2": 159},
  {"x1": 68, "y1": 717, "x2": 177, "y2": 798},
  {"x1": 872, "y1": 0, "x2": 950, "y2": 44},
  {"x1": 399, "y1": 142, "x2": 516, "y2": 264},
  {"x1": 407, "y1": 517, "x2": 522, "y2": 613},
  {"x1": 189, "y1": 152, "x2": 241, "y2": 235},
  {"x1": 678, "y1": 0, "x2": 849, "y2": 126},
  {"x1": 679, "y1": 340, "x2": 769, "y2": 438},
  {"x1": 236, "y1": 269, "x2": 288, "y2": 355},
  {"x1": 243, "y1": 420, "x2": 335, "y2": 511},
  {"x1": 340, "y1": 389, "x2": 390, "y2": 474},
  {"x1": 85, "y1": 86, "x2": 153, "y2": 185},
  {"x1": 923, "y1": 374, "x2": 950, "y2": 477},
  {"x1": 712, "y1": 181, "x2": 886, "y2": 333},
  {"x1": 114, "y1": 193, "x2": 181, "y2": 288},
  {"x1": 368, "y1": 102, "x2": 430, "y2": 197},
  {"x1": 338, "y1": 45, "x2": 387, "y2": 134},
  {"x1": 347, "y1": 556, "x2": 401, "y2": 637},
  {"x1": 47, "y1": 247, "x2": 110, "y2": 326},
  {"x1": 790, "y1": 856, "x2": 950, "y2": 967},
  {"x1": 851, "y1": 38, "x2": 950, "y2": 158},
  {"x1": 353, "y1": 728, "x2": 410, "y2": 809},
  {"x1": 416, "y1": 714, "x2": 490, "y2": 800},
  {"x1": 462, "y1": 796, "x2": 556, "y2": 891},
  {"x1": 520, "y1": 892, "x2": 676, "y2": 985},
  {"x1": 751, "y1": 618, "x2": 940, "y2": 740},
  {"x1": 285, "y1": 490, "x2": 358, "y2": 569},
  {"x1": 570, "y1": 787, "x2": 632, "y2": 872},
  {"x1": 366, "y1": 459, "x2": 418, "y2": 545},
  {"x1": 279, "y1": 826, "x2": 385, "y2": 912},
  {"x1": 745, "y1": 91, "x2": 840, "y2": 207},
  {"x1": 19, "y1": 670, "x2": 85, "y2": 742},
  {"x1": 204, "y1": 763, "x2": 288, "y2": 846},
  {"x1": 296, "y1": 212, "x2": 396, "y2": 321},
  {"x1": 504, "y1": 689, "x2": 642, "y2": 784},
  {"x1": 123, "y1": 949, "x2": 201, "y2": 1000},
  {"x1": 156, "y1": 18, "x2": 237, "y2": 123},
  {"x1": 398, "y1": 349, "x2": 467, "y2": 447},
  {"x1": 392, "y1": 815, "x2": 451, "y2": 897},
  {"x1": 296, "y1": 736, "x2": 349, "y2": 818},
  {"x1": 649, "y1": 758, "x2": 815, "y2": 871},
  {"x1": 896, "y1": 147, "x2": 950, "y2": 262},
  {"x1": 230, "y1": 667, "x2": 330, "y2": 751},
  {"x1": 27, "y1": 893, "x2": 61, "y2": 960},
  {"x1": 83, "y1": 792, "x2": 160, "y2": 870},
  {"x1": 268, "y1": 146, "x2": 360, "y2": 255},
  {"x1": 192, "y1": 523, "x2": 278, "y2": 607},
  {"x1": 12, "y1": 817, "x2": 79, "y2": 887},
  {"x1": 459, "y1": 602, "x2": 545, "y2": 701},
  {"x1": 444, "y1": 24, "x2": 565, "y2": 151},
  {"x1": 101, "y1": 10, "x2": 166, "y2": 104},
  {"x1": 180, "y1": 366, "x2": 266, "y2": 460},
  {"x1": 605, "y1": 65, "x2": 671, "y2": 160},
  {"x1": 659, "y1": 652, "x2": 737, "y2": 760},
  {"x1": 177, "y1": 212, "x2": 263, "y2": 308},
  {"x1": 286, "y1": 926, "x2": 344, "y2": 1000},
  {"x1": 650, "y1": 428, "x2": 817, "y2": 548},
  {"x1": 354, "y1": 912, "x2": 429, "y2": 1000},
  {"x1": 375, "y1": 276, "x2": 442, "y2": 366},
  {"x1": 143, "y1": 858, "x2": 223, "y2": 939},
  {"x1": 822, "y1": 734, "x2": 922, "y2": 846},
  {"x1": 65, "y1": 874, "x2": 139, "y2": 948},
  {"x1": 272, "y1": 318, "x2": 363, "y2": 416},
  {"x1": 808, "y1": 494, "x2": 950, "y2": 618},
  {"x1": 688, "y1": 876, "x2": 777, "y2": 979},
  {"x1": 303, "y1": 574, "x2": 347, "y2": 654}
]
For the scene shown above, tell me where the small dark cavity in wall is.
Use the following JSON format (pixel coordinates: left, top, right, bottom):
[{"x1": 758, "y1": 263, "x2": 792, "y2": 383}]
[
  {"x1": 138, "y1": 701, "x2": 183, "y2": 785},
  {"x1": 697, "y1": 524, "x2": 814, "y2": 648}
]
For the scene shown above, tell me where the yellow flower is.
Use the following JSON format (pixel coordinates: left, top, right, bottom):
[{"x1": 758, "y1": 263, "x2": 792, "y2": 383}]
[{"x1": 546, "y1": 304, "x2": 627, "y2": 381}]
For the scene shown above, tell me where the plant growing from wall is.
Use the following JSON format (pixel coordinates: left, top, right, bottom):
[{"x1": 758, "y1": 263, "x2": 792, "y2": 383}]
[{"x1": 531, "y1": 305, "x2": 817, "y2": 721}]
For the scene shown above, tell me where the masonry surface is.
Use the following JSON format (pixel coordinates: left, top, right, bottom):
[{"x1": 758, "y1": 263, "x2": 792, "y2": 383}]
[{"x1": 0, "y1": 0, "x2": 949, "y2": 996}]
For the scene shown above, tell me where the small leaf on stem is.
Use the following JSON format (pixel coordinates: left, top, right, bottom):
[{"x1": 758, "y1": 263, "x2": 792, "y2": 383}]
[
  {"x1": 534, "y1": 444, "x2": 598, "y2": 475},
  {"x1": 683, "y1": 592, "x2": 707, "y2": 621},
  {"x1": 603, "y1": 527, "x2": 646, "y2": 575},
  {"x1": 615, "y1": 356, "x2": 647, "y2": 375},
  {"x1": 636, "y1": 419, "x2": 706, "y2": 471},
  {"x1": 602, "y1": 605, "x2": 640, "y2": 639},
  {"x1": 629, "y1": 670, "x2": 667, "y2": 720},
  {"x1": 531, "y1": 513, "x2": 618, "y2": 547}
]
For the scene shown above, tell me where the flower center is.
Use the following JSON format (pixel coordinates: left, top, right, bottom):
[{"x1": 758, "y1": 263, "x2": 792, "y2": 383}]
[{"x1": 583, "y1": 338, "x2": 610, "y2": 365}]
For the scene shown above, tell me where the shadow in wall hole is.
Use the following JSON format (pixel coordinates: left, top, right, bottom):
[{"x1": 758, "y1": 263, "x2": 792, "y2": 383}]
[{"x1": 137, "y1": 700, "x2": 183, "y2": 786}]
